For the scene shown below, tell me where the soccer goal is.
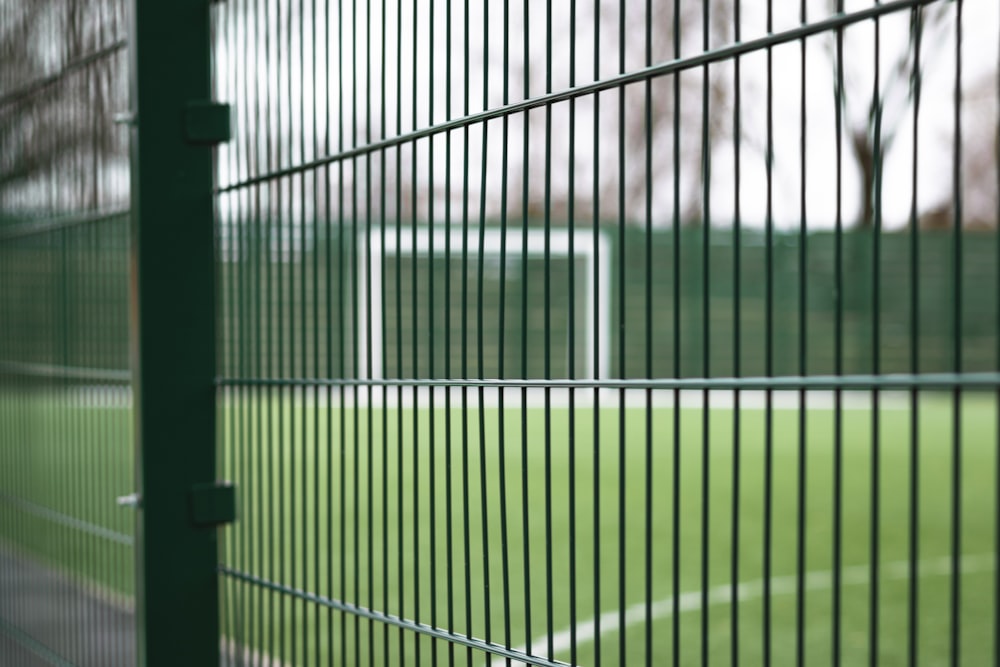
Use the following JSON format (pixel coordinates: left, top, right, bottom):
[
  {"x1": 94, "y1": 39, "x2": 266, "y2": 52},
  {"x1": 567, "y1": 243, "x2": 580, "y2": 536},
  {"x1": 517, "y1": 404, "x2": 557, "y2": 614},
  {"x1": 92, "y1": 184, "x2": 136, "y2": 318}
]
[{"x1": 356, "y1": 226, "x2": 611, "y2": 381}]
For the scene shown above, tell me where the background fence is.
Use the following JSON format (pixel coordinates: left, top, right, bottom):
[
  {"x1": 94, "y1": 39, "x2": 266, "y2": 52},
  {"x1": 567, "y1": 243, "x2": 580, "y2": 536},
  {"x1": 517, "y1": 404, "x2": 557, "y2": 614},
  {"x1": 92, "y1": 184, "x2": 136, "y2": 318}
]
[
  {"x1": 7, "y1": 224, "x2": 999, "y2": 383},
  {"x1": 214, "y1": 225, "x2": 1000, "y2": 381}
]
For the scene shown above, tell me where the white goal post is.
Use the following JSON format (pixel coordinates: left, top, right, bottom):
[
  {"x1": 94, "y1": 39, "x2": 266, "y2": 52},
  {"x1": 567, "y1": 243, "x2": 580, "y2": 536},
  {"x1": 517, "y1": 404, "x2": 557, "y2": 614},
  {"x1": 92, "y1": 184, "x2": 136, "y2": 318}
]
[{"x1": 356, "y1": 226, "x2": 611, "y2": 381}]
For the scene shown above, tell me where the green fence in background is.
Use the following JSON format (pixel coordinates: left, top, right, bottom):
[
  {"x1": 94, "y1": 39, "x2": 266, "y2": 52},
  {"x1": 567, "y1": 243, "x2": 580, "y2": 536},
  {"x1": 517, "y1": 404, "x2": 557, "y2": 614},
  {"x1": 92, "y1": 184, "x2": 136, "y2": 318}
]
[
  {"x1": 8, "y1": 224, "x2": 998, "y2": 383},
  {"x1": 1, "y1": 215, "x2": 131, "y2": 372},
  {"x1": 215, "y1": 226, "x2": 999, "y2": 381}
]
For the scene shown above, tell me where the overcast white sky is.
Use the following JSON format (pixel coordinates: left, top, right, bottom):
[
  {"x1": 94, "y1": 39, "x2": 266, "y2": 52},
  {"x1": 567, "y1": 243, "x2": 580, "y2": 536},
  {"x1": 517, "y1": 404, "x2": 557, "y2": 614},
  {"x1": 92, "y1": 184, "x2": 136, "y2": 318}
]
[{"x1": 214, "y1": 0, "x2": 999, "y2": 232}]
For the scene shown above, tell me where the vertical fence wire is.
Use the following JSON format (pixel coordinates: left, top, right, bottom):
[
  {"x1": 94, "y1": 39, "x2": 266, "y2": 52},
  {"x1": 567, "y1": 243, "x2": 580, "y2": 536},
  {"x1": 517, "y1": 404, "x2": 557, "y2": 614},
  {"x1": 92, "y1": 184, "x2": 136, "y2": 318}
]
[
  {"x1": 730, "y1": 1, "x2": 743, "y2": 664},
  {"x1": 871, "y1": 7, "x2": 884, "y2": 667},
  {"x1": 795, "y1": 4, "x2": 809, "y2": 666},
  {"x1": 832, "y1": 4, "x2": 846, "y2": 665},
  {"x1": 907, "y1": 12, "x2": 923, "y2": 667},
  {"x1": 951, "y1": 5, "x2": 964, "y2": 666}
]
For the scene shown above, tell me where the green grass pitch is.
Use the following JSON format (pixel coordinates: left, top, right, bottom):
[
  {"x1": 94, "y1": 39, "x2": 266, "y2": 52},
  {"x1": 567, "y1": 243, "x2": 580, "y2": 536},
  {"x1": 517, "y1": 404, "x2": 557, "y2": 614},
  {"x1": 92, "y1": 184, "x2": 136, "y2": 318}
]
[
  {"x1": 216, "y1": 389, "x2": 998, "y2": 666},
  {"x1": 2, "y1": 389, "x2": 998, "y2": 666}
]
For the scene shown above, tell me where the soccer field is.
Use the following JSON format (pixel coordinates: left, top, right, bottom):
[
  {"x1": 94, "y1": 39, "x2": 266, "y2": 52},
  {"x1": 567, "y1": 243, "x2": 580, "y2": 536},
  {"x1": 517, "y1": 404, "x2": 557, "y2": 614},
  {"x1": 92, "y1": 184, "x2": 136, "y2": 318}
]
[
  {"x1": 211, "y1": 388, "x2": 998, "y2": 666},
  {"x1": 1, "y1": 388, "x2": 997, "y2": 666}
]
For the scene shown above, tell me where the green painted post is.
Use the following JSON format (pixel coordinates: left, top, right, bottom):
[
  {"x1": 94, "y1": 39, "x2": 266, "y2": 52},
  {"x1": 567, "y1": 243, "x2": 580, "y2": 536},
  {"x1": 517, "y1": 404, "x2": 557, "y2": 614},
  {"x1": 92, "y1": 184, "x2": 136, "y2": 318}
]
[{"x1": 127, "y1": 1, "x2": 230, "y2": 665}]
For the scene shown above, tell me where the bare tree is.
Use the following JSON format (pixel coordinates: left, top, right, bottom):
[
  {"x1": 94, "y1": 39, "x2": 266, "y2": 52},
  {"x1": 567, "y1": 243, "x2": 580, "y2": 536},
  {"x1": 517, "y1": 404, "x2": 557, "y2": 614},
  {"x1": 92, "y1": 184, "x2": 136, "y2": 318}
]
[
  {"x1": 0, "y1": 0, "x2": 127, "y2": 215},
  {"x1": 615, "y1": 0, "x2": 735, "y2": 226},
  {"x1": 827, "y1": 1, "x2": 953, "y2": 228},
  {"x1": 501, "y1": 0, "x2": 735, "y2": 226},
  {"x1": 920, "y1": 70, "x2": 1000, "y2": 230},
  {"x1": 956, "y1": 72, "x2": 1000, "y2": 228}
]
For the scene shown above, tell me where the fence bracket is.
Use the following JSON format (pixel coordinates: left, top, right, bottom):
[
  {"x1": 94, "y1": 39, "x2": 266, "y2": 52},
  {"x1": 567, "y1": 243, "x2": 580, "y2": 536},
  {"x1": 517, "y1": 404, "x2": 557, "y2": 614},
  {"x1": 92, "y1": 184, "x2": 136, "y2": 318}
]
[
  {"x1": 190, "y1": 482, "x2": 236, "y2": 526},
  {"x1": 183, "y1": 101, "x2": 231, "y2": 145}
]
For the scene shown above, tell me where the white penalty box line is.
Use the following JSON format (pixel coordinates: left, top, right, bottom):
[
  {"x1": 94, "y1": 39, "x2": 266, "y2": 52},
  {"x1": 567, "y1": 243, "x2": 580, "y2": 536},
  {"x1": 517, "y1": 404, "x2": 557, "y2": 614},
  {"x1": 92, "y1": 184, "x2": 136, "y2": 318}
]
[{"x1": 492, "y1": 552, "x2": 997, "y2": 667}]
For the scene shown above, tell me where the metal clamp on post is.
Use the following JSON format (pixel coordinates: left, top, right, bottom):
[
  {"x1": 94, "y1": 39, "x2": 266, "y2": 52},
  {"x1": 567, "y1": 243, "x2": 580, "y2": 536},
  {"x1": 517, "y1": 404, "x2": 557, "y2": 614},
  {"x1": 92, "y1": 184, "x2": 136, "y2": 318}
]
[
  {"x1": 189, "y1": 482, "x2": 237, "y2": 527},
  {"x1": 183, "y1": 101, "x2": 231, "y2": 145}
]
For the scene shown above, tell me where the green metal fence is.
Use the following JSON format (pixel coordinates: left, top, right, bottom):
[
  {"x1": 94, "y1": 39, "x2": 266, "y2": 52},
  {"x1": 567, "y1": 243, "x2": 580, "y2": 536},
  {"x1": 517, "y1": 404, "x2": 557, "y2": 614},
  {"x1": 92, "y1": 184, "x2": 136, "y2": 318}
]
[
  {"x1": 3, "y1": 0, "x2": 1000, "y2": 666},
  {"x1": 212, "y1": 0, "x2": 1000, "y2": 666}
]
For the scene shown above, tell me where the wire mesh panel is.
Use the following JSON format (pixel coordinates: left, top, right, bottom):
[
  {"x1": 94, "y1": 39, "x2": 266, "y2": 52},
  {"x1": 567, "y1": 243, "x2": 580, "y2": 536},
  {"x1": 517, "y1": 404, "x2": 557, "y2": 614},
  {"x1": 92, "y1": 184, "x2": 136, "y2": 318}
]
[
  {"x1": 214, "y1": 0, "x2": 1000, "y2": 665},
  {"x1": 0, "y1": 0, "x2": 134, "y2": 665}
]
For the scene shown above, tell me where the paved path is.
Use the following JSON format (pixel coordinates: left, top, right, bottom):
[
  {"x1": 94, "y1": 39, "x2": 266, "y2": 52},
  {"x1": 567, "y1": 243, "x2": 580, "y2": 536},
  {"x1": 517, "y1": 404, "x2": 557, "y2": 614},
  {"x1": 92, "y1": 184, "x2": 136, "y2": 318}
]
[{"x1": 0, "y1": 548, "x2": 134, "y2": 666}]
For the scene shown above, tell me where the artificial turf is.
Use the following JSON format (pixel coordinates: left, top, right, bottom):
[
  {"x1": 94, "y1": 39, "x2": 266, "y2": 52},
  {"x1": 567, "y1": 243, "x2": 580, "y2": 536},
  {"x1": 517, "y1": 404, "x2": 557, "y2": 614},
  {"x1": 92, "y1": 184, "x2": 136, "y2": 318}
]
[{"x1": 2, "y1": 389, "x2": 997, "y2": 665}]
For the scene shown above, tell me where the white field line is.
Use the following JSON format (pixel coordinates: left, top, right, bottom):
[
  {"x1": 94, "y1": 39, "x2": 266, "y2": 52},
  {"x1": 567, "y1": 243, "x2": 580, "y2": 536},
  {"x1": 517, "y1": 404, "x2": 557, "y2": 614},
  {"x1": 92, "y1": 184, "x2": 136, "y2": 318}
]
[{"x1": 491, "y1": 553, "x2": 996, "y2": 667}]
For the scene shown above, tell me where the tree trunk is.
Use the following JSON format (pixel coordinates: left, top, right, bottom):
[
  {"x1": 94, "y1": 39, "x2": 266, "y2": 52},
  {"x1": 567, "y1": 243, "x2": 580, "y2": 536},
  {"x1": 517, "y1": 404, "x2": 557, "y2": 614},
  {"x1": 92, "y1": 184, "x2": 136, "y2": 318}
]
[{"x1": 849, "y1": 127, "x2": 875, "y2": 228}]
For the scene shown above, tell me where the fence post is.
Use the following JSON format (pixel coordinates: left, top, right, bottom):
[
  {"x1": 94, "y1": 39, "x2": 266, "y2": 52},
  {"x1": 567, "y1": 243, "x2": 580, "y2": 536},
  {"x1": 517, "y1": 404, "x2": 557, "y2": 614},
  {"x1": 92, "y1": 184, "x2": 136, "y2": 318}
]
[{"x1": 128, "y1": 1, "x2": 230, "y2": 665}]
